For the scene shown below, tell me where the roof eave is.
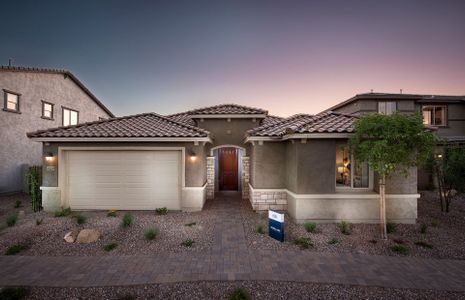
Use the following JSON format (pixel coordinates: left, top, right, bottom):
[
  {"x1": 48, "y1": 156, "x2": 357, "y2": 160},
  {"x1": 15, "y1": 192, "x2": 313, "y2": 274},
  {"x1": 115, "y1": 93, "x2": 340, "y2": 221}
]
[
  {"x1": 190, "y1": 113, "x2": 267, "y2": 119},
  {"x1": 29, "y1": 136, "x2": 213, "y2": 143}
]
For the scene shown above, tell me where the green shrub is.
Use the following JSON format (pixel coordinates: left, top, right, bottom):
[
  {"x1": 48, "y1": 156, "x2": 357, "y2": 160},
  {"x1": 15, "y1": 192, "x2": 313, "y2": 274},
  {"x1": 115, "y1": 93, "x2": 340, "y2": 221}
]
[
  {"x1": 181, "y1": 239, "x2": 194, "y2": 247},
  {"x1": 107, "y1": 209, "x2": 118, "y2": 217},
  {"x1": 185, "y1": 222, "x2": 196, "y2": 227},
  {"x1": 256, "y1": 224, "x2": 265, "y2": 234},
  {"x1": 0, "y1": 287, "x2": 30, "y2": 300},
  {"x1": 230, "y1": 287, "x2": 250, "y2": 300},
  {"x1": 144, "y1": 227, "x2": 159, "y2": 240},
  {"x1": 14, "y1": 200, "x2": 22, "y2": 208},
  {"x1": 117, "y1": 294, "x2": 135, "y2": 300},
  {"x1": 304, "y1": 221, "x2": 317, "y2": 233},
  {"x1": 338, "y1": 220, "x2": 350, "y2": 235},
  {"x1": 390, "y1": 244, "x2": 409, "y2": 255},
  {"x1": 420, "y1": 223, "x2": 428, "y2": 234},
  {"x1": 35, "y1": 218, "x2": 43, "y2": 226},
  {"x1": 5, "y1": 243, "x2": 29, "y2": 255},
  {"x1": 294, "y1": 237, "x2": 313, "y2": 249},
  {"x1": 414, "y1": 241, "x2": 433, "y2": 249},
  {"x1": 54, "y1": 207, "x2": 72, "y2": 217},
  {"x1": 386, "y1": 222, "x2": 397, "y2": 234},
  {"x1": 328, "y1": 238, "x2": 338, "y2": 245},
  {"x1": 121, "y1": 213, "x2": 133, "y2": 227},
  {"x1": 73, "y1": 214, "x2": 86, "y2": 225},
  {"x1": 6, "y1": 215, "x2": 17, "y2": 227},
  {"x1": 155, "y1": 207, "x2": 168, "y2": 215},
  {"x1": 104, "y1": 242, "x2": 118, "y2": 252}
]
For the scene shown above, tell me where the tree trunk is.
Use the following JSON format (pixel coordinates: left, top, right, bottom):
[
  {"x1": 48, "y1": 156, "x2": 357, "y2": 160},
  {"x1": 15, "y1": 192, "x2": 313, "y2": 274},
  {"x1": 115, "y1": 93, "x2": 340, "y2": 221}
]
[
  {"x1": 435, "y1": 165, "x2": 445, "y2": 212},
  {"x1": 379, "y1": 175, "x2": 387, "y2": 239}
]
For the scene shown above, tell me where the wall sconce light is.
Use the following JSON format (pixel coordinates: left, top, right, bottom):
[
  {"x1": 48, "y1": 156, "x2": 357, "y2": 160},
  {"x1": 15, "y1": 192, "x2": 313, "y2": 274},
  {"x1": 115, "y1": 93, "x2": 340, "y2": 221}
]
[
  {"x1": 189, "y1": 152, "x2": 197, "y2": 162},
  {"x1": 45, "y1": 153, "x2": 54, "y2": 162},
  {"x1": 435, "y1": 153, "x2": 443, "y2": 160}
]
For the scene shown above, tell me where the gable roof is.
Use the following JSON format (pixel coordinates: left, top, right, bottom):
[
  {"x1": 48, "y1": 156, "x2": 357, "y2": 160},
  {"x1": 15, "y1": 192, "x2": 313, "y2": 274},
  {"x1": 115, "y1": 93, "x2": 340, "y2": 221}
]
[
  {"x1": 180, "y1": 103, "x2": 267, "y2": 116},
  {"x1": 27, "y1": 112, "x2": 210, "y2": 141},
  {"x1": 0, "y1": 65, "x2": 114, "y2": 117}
]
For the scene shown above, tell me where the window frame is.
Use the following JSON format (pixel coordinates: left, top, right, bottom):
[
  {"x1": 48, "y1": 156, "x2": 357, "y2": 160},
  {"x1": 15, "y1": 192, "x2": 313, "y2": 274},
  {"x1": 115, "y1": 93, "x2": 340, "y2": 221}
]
[
  {"x1": 377, "y1": 101, "x2": 397, "y2": 115},
  {"x1": 41, "y1": 100, "x2": 54, "y2": 120},
  {"x1": 422, "y1": 105, "x2": 447, "y2": 127},
  {"x1": 62, "y1": 106, "x2": 79, "y2": 126},
  {"x1": 335, "y1": 146, "x2": 373, "y2": 191},
  {"x1": 2, "y1": 89, "x2": 21, "y2": 113}
]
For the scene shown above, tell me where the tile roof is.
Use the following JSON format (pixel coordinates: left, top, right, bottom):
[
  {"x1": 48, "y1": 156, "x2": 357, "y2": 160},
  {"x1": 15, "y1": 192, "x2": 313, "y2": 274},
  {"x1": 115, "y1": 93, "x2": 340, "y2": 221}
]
[
  {"x1": 248, "y1": 111, "x2": 356, "y2": 137},
  {"x1": 27, "y1": 113, "x2": 209, "y2": 139},
  {"x1": 261, "y1": 115, "x2": 285, "y2": 126},
  {"x1": 0, "y1": 65, "x2": 114, "y2": 117},
  {"x1": 182, "y1": 103, "x2": 267, "y2": 115},
  {"x1": 165, "y1": 112, "x2": 197, "y2": 127}
]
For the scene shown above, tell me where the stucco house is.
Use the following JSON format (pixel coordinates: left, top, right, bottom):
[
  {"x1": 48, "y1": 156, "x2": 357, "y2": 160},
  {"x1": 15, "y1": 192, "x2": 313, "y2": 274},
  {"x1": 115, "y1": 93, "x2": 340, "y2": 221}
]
[
  {"x1": 0, "y1": 66, "x2": 114, "y2": 194},
  {"x1": 29, "y1": 103, "x2": 420, "y2": 224}
]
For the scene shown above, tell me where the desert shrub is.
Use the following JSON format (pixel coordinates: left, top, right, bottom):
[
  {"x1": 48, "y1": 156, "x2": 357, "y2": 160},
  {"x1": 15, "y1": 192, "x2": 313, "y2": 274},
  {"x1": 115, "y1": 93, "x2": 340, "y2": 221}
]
[
  {"x1": 294, "y1": 237, "x2": 313, "y2": 249},
  {"x1": 328, "y1": 238, "x2": 338, "y2": 245},
  {"x1": 117, "y1": 294, "x2": 135, "y2": 300},
  {"x1": 304, "y1": 221, "x2": 317, "y2": 233},
  {"x1": 338, "y1": 220, "x2": 350, "y2": 235},
  {"x1": 35, "y1": 218, "x2": 43, "y2": 226},
  {"x1": 181, "y1": 239, "x2": 194, "y2": 247},
  {"x1": 104, "y1": 242, "x2": 118, "y2": 252},
  {"x1": 5, "y1": 243, "x2": 29, "y2": 255},
  {"x1": 14, "y1": 200, "x2": 22, "y2": 208},
  {"x1": 144, "y1": 227, "x2": 159, "y2": 240},
  {"x1": 420, "y1": 223, "x2": 428, "y2": 234},
  {"x1": 386, "y1": 222, "x2": 397, "y2": 234},
  {"x1": 107, "y1": 209, "x2": 118, "y2": 217},
  {"x1": 0, "y1": 287, "x2": 30, "y2": 300},
  {"x1": 73, "y1": 214, "x2": 86, "y2": 225},
  {"x1": 6, "y1": 215, "x2": 17, "y2": 227},
  {"x1": 256, "y1": 224, "x2": 265, "y2": 234},
  {"x1": 185, "y1": 222, "x2": 196, "y2": 227},
  {"x1": 390, "y1": 244, "x2": 409, "y2": 255},
  {"x1": 54, "y1": 207, "x2": 71, "y2": 217},
  {"x1": 368, "y1": 239, "x2": 378, "y2": 244},
  {"x1": 121, "y1": 213, "x2": 133, "y2": 227},
  {"x1": 414, "y1": 241, "x2": 433, "y2": 249},
  {"x1": 155, "y1": 207, "x2": 168, "y2": 215},
  {"x1": 230, "y1": 287, "x2": 250, "y2": 300}
]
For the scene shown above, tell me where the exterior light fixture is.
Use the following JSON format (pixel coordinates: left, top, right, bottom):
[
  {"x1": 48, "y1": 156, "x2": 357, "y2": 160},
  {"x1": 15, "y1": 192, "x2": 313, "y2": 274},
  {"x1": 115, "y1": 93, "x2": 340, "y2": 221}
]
[
  {"x1": 45, "y1": 153, "x2": 54, "y2": 162},
  {"x1": 435, "y1": 153, "x2": 443, "y2": 160},
  {"x1": 189, "y1": 152, "x2": 197, "y2": 162}
]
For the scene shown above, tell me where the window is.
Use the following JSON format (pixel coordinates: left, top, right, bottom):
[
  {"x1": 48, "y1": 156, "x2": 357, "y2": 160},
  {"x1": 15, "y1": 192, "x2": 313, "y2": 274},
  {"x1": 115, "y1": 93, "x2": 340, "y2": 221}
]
[
  {"x1": 62, "y1": 107, "x2": 79, "y2": 126},
  {"x1": 335, "y1": 145, "x2": 369, "y2": 189},
  {"x1": 3, "y1": 90, "x2": 20, "y2": 112},
  {"x1": 42, "y1": 101, "x2": 54, "y2": 119},
  {"x1": 422, "y1": 105, "x2": 446, "y2": 126},
  {"x1": 378, "y1": 101, "x2": 396, "y2": 115}
]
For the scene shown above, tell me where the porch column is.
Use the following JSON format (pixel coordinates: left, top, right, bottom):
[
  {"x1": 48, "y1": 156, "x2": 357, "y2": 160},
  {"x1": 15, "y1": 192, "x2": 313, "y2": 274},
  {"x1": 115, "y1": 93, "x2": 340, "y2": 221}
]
[
  {"x1": 206, "y1": 156, "x2": 215, "y2": 199},
  {"x1": 241, "y1": 156, "x2": 250, "y2": 199}
]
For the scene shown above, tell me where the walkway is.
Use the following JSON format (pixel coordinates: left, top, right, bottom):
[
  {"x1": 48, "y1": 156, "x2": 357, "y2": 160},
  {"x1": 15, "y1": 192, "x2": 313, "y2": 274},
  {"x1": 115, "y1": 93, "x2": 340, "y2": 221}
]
[{"x1": 1, "y1": 192, "x2": 465, "y2": 291}]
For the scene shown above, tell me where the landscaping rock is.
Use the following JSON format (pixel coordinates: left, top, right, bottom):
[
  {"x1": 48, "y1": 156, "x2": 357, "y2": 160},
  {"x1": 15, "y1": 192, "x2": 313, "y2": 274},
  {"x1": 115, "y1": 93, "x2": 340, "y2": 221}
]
[
  {"x1": 64, "y1": 230, "x2": 79, "y2": 243},
  {"x1": 76, "y1": 229, "x2": 100, "y2": 243},
  {"x1": 18, "y1": 210, "x2": 25, "y2": 218}
]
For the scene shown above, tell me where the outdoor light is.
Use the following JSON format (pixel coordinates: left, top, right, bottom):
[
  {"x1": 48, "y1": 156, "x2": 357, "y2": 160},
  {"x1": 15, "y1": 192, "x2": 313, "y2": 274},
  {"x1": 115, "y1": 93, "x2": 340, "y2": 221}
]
[
  {"x1": 45, "y1": 153, "x2": 54, "y2": 162},
  {"x1": 435, "y1": 153, "x2": 443, "y2": 160},
  {"x1": 189, "y1": 152, "x2": 197, "y2": 162}
]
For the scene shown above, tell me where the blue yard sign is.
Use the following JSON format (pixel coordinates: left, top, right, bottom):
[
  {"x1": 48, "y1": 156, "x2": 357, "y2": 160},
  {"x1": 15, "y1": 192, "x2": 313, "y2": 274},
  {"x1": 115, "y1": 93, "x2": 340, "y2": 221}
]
[{"x1": 268, "y1": 210, "x2": 284, "y2": 242}]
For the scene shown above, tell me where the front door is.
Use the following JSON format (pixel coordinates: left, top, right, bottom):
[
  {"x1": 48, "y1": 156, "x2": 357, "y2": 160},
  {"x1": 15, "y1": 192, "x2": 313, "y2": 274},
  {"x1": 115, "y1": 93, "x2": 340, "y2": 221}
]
[{"x1": 219, "y1": 148, "x2": 238, "y2": 190}]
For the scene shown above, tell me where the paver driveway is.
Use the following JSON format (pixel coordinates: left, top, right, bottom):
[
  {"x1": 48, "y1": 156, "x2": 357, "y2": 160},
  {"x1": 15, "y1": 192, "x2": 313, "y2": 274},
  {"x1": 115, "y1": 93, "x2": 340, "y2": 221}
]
[{"x1": 1, "y1": 192, "x2": 465, "y2": 291}]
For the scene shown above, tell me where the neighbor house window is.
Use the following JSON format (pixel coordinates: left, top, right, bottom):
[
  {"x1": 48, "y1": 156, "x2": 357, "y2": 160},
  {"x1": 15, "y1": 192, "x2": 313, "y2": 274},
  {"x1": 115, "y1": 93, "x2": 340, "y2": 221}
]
[
  {"x1": 3, "y1": 90, "x2": 20, "y2": 112},
  {"x1": 422, "y1": 105, "x2": 446, "y2": 126},
  {"x1": 62, "y1": 107, "x2": 79, "y2": 126},
  {"x1": 378, "y1": 101, "x2": 396, "y2": 115},
  {"x1": 42, "y1": 101, "x2": 54, "y2": 119},
  {"x1": 335, "y1": 146, "x2": 369, "y2": 188}
]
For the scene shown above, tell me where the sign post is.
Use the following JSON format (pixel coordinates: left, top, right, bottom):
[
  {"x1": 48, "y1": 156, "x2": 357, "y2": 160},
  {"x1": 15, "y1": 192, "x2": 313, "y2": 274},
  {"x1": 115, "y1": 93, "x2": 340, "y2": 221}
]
[{"x1": 268, "y1": 210, "x2": 284, "y2": 242}]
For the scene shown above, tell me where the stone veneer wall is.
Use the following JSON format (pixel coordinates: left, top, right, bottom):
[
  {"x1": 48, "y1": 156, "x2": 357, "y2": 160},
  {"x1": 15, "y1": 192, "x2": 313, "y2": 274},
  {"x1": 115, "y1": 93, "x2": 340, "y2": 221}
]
[
  {"x1": 241, "y1": 157, "x2": 250, "y2": 199},
  {"x1": 206, "y1": 157, "x2": 215, "y2": 200},
  {"x1": 248, "y1": 184, "x2": 287, "y2": 211}
]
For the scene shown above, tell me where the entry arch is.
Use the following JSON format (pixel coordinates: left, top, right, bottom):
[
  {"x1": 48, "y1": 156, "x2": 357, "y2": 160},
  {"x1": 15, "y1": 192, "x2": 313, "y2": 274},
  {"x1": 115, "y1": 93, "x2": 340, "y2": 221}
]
[{"x1": 209, "y1": 144, "x2": 246, "y2": 156}]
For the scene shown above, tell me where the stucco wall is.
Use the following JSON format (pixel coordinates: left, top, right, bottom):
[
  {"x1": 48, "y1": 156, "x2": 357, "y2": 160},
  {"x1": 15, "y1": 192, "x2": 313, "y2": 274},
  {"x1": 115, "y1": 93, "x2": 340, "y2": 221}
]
[
  {"x1": 0, "y1": 71, "x2": 112, "y2": 193},
  {"x1": 250, "y1": 142, "x2": 286, "y2": 189},
  {"x1": 414, "y1": 102, "x2": 465, "y2": 137}
]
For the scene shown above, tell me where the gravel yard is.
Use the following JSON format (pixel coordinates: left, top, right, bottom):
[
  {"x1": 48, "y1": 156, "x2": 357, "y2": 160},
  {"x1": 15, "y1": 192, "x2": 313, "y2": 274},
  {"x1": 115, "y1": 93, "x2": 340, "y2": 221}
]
[{"x1": 12, "y1": 281, "x2": 465, "y2": 300}]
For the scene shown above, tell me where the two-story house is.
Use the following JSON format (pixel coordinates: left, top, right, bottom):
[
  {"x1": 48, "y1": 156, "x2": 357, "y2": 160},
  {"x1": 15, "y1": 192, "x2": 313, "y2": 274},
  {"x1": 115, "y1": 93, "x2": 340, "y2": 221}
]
[{"x1": 0, "y1": 66, "x2": 114, "y2": 194}]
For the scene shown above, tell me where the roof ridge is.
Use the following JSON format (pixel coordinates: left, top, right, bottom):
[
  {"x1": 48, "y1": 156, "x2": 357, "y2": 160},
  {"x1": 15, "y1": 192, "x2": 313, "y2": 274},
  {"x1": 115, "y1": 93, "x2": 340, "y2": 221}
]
[
  {"x1": 246, "y1": 113, "x2": 313, "y2": 136},
  {"x1": 182, "y1": 103, "x2": 268, "y2": 115}
]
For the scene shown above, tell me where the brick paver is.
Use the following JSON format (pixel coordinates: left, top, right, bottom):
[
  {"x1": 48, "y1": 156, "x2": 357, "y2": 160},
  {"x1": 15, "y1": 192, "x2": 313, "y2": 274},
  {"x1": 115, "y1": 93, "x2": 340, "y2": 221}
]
[{"x1": 1, "y1": 192, "x2": 465, "y2": 291}]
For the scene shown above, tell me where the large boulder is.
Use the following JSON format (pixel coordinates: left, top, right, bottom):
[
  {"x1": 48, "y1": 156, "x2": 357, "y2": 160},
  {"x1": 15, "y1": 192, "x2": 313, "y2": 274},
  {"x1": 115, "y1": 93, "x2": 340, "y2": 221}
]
[
  {"x1": 64, "y1": 230, "x2": 79, "y2": 243},
  {"x1": 76, "y1": 229, "x2": 100, "y2": 244}
]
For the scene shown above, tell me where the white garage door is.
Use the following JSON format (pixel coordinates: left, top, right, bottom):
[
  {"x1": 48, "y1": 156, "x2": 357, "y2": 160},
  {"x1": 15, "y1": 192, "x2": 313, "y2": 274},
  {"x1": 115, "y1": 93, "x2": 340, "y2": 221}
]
[{"x1": 66, "y1": 150, "x2": 181, "y2": 210}]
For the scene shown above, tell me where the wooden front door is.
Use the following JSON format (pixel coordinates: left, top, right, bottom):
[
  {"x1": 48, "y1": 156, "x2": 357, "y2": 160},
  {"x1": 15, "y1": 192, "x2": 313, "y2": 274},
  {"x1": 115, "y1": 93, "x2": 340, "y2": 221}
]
[{"x1": 219, "y1": 148, "x2": 238, "y2": 190}]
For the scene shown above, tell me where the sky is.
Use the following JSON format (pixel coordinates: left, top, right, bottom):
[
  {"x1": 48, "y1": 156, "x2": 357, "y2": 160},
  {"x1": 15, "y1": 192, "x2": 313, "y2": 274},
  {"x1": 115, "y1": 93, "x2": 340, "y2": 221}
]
[{"x1": 1, "y1": 0, "x2": 464, "y2": 117}]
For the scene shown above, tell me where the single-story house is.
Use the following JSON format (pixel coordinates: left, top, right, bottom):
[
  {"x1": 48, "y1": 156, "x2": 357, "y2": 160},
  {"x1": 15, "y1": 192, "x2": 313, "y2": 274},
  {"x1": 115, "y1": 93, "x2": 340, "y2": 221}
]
[{"x1": 28, "y1": 104, "x2": 419, "y2": 223}]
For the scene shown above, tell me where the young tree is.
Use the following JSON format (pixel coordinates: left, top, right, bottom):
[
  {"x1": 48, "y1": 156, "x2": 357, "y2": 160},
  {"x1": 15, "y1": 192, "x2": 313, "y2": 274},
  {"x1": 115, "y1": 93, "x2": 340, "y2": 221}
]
[{"x1": 349, "y1": 112, "x2": 436, "y2": 239}]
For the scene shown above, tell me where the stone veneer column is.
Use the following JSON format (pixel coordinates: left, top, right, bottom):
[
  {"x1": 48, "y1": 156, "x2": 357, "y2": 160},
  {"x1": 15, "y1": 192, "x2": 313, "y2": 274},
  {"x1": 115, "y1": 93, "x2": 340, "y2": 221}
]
[
  {"x1": 206, "y1": 156, "x2": 215, "y2": 199},
  {"x1": 241, "y1": 156, "x2": 250, "y2": 199}
]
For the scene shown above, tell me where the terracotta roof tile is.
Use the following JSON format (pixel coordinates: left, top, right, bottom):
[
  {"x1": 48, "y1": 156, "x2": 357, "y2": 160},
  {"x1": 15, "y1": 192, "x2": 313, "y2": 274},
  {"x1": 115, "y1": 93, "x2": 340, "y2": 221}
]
[{"x1": 182, "y1": 103, "x2": 267, "y2": 115}]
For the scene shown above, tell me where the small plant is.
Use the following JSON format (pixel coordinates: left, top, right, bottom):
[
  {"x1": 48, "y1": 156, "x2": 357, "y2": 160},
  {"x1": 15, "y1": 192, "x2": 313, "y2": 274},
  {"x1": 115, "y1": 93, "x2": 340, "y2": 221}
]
[
  {"x1": 230, "y1": 287, "x2": 250, "y2": 300},
  {"x1": 155, "y1": 207, "x2": 168, "y2": 215},
  {"x1": 368, "y1": 239, "x2": 378, "y2": 244},
  {"x1": 73, "y1": 214, "x2": 86, "y2": 225},
  {"x1": 5, "y1": 243, "x2": 29, "y2": 255},
  {"x1": 185, "y1": 222, "x2": 196, "y2": 227},
  {"x1": 104, "y1": 242, "x2": 118, "y2": 252},
  {"x1": 256, "y1": 224, "x2": 265, "y2": 234},
  {"x1": 121, "y1": 213, "x2": 133, "y2": 227},
  {"x1": 415, "y1": 241, "x2": 433, "y2": 249},
  {"x1": 390, "y1": 244, "x2": 409, "y2": 255},
  {"x1": 328, "y1": 238, "x2": 338, "y2": 245},
  {"x1": 304, "y1": 221, "x2": 317, "y2": 233},
  {"x1": 117, "y1": 294, "x2": 136, "y2": 300},
  {"x1": 54, "y1": 207, "x2": 72, "y2": 217},
  {"x1": 420, "y1": 223, "x2": 428, "y2": 234},
  {"x1": 386, "y1": 222, "x2": 397, "y2": 234},
  {"x1": 0, "y1": 287, "x2": 30, "y2": 300},
  {"x1": 181, "y1": 239, "x2": 194, "y2": 247},
  {"x1": 144, "y1": 227, "x2": 159, "y2": 240},
  {"x1": 36, "y1": 218, "x2": 43, "y2": 226},
  {"x1": 6, "y1": 215, "x2": 17, "y2": 227},
  {"x1": 431, "y1": 219, "x2": 440, "y2": 227},
  {"x1": 338, "y1": 220, "x2": 350, "y2": 235},
  {"x1": 14, "y1": 200, "x2": 22, "y2": 208},
  {"x1": 294, "y1": 237, "x2": 313, "y2": 249},
  {"x1": 107, "y1": 209, "x2": 118, "y2": 217}
]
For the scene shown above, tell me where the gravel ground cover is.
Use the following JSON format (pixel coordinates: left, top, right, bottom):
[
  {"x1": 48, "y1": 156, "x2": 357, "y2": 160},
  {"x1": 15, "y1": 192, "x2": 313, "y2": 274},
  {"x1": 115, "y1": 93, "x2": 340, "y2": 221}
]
[
  {"x1": 12, "y1": 281, "x2": 465, "y2": 300},
  {"x1": 243, "y1": 191, "x2": 465, "y2": 260}
]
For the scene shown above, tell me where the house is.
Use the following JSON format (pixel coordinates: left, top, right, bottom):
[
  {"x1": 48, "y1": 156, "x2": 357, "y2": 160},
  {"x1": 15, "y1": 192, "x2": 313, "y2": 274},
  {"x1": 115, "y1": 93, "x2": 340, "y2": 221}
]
[
  {"x1": 0, "y1": 66, "x2": 114, "y2": 194},
  {"x1": 325, "y1": 92, "x2": 465, "y2": 188},
  {"x1": 28, "y1": 103, "x2": 419, "y2": 224}
]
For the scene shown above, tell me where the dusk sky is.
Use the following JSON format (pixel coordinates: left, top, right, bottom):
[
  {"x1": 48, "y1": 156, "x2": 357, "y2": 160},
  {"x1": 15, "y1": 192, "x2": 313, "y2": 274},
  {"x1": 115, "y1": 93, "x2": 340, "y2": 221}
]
[{"x1": 1, "y1": 0, "x2": 464, "y2": 117}]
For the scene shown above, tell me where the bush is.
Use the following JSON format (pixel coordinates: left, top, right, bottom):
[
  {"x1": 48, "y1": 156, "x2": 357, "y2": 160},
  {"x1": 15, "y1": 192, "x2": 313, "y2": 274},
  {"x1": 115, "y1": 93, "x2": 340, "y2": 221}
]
[
  {"x1": 256, "y1": 224, "x2": 265, "y2": 234},
  {"x1": 414, "y1": 241, "x2": 433, "y2": 249},
  {"x1": 294, "y1": 237, "x2": 313, "y2": 249},
  {"x1": 185, "y1": 222, "x2": 196, "y2": 227},
  {"x1": 0, "y1": 287, "x2": 30, "y2": 300},
  {"x1": 73, "y1": 214, "x2": 86, "y2": 225},
  {"x1": 107, "y1": 209, "x2": 117, "y2": 217},
  {"x1": 304, "y1": 221, "x2": 317, "y2": 233},
  {"x1": 230, "y1": 287, "x2": 250, "y2": 300},
  {"x1": 181, "y1": 239, "x2": 194, "y2": 247},
  {"x1": 5, "y1": 243, "x2": 29, "y2": 255},
  {"x1": 390, "y1": 244, "x2": 409, "y2": 255},
  {"x1": 420, "y1": 223, "x2": 428, "y2": 234},
  {"x1": 328, "y1": 238, "x2": 338, "y2": 245},
  {"x1": 338, "y1": 220, "x2": 350, "y2": 235},
  {"x1": 121, "y1": 213, "x2": 133, "y2": 227},
  {"x1": 14, "y1": 200, "x2": 22, "y2": 208},
  {"x1": 104, "y1": 242, "x2": 118, "y2": 252},
  {"x1": 36, "y1": 218, "x2": 43, "y2": 226},
  {"x1": 54, "y1": 208, "x2": 71, "y2": 217},
  {"x1": 6, "y1": 215, "x2": 17, "y2": 227},
  {"x1": 368, "y1": 239, "x2": 378, "y2": 244},
  {"x1": 155, "y1": 207, "x2": 168, "y2": 215},
  {"x1": 117, "y1": 294, "x2": 135, "y2": 300},
  {"x1": 386, "y1": 222, "x2": 397, "y2": 234},
  {"x1": 144, "y1": 227, "x2": 159, "y2": 240}
]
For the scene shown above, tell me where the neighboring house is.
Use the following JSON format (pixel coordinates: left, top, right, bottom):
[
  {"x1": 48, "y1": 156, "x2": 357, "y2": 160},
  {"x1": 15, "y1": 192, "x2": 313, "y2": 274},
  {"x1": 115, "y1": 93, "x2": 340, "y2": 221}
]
[
  {"x1": 325, "y1": 92, "x2": 465, "y2": 188},
  {"x1": 29, "y1": 104, "x2": 418, "y2": 224},
  {"x1": 0, "y1": 66, "x2": 114, "y2": 194}
]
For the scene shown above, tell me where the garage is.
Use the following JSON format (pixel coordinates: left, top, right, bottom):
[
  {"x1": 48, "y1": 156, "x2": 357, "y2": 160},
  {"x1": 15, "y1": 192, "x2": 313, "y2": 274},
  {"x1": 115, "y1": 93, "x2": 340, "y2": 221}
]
[{"x1": 66, "y1": 150, "x2": 182, "y2": 210}]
